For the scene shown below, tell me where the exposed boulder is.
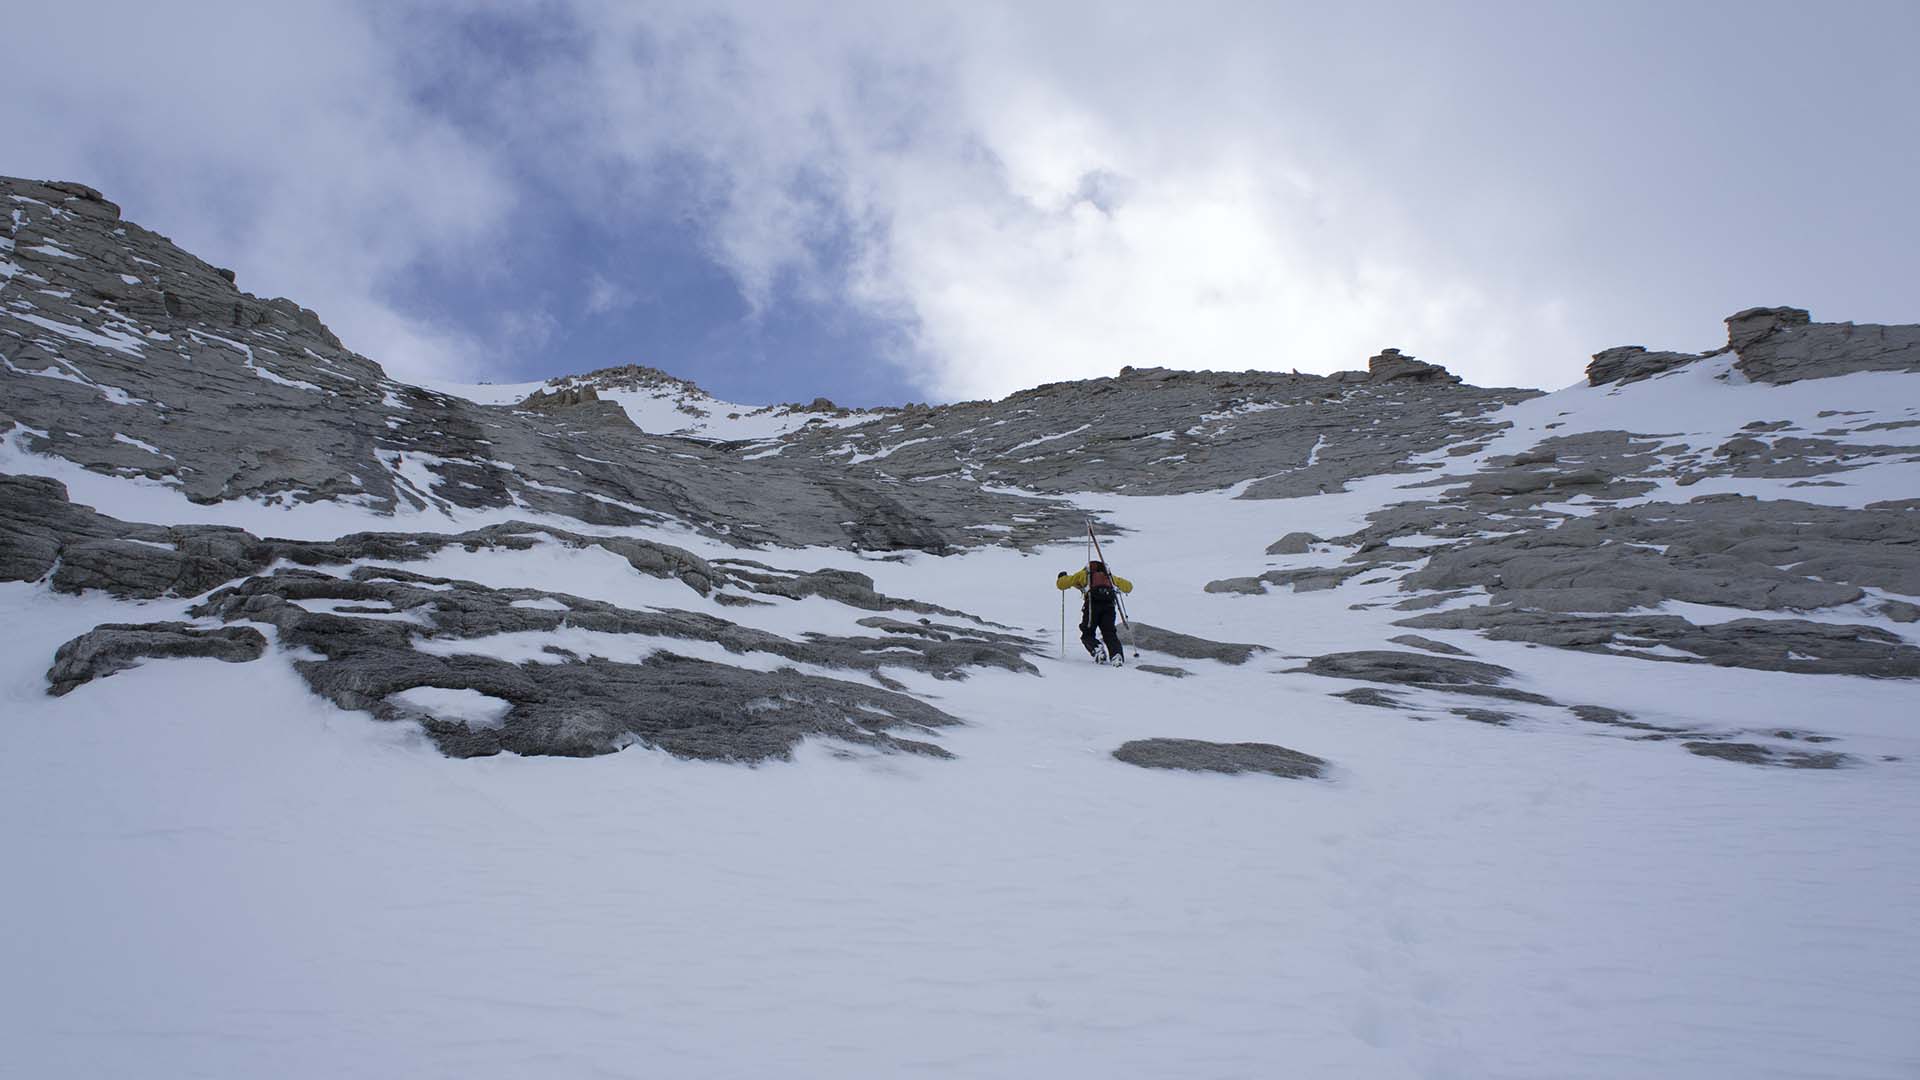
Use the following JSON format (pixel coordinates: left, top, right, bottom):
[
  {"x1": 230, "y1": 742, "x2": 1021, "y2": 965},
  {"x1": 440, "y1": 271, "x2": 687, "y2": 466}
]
[
  {"x1": 1126, "y1": 622, "x2": 1268, "y2": 665},
  {"x1": 46, "y1": 622, "x2": 267, "y2": 696},
  {"x1": 1112, "y1": 738, "x2": 1328, "y2": 779},
  {"x1": 1587, "y1": 345, "x2": 1701, "y2": 387},
  {"x1": 1265, "y1": 531, "x2": 1320, "y2": 555}
]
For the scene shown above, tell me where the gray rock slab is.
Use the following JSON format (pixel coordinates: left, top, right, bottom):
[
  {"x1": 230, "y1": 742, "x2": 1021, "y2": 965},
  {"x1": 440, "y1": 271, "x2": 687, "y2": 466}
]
[
  {"x1": 1399, "y1": 606, "x2": 1920, "y2": 678},
  {"x1": 1261, "y1": 565, "x2": 1368, "y2": 593},
  {"x1": 0, "y1": 176, "x2": 1084, "y2": 555},
  {"x1": 773, "y1": 360, "x2": 1537, "y2": 501},
  {"x1": 1880, "y1": 600, "x2": 1920, "y2": 623},
  {"x1": 46, "y1": 622, "x2": 267, "y2": 696},
  {"x1": 180, "y1": 566, "x2": 1033, "y2": 760},
  {"x1": 1729, "y1": 307, "x2": 1920, "y2": 383},
  {"x1": 1682, "y1": 741, "x2": 1851, "y2": 769},
  {"x1": 1302, "y1": 650, "x2": 1558, "y2": 705},
  {"x1": 1388, "y1": 634, "x2": 1470, "y2": 656},
  {"x1": 1126, "y1": 622, "x2": 1267, "y2": 665},
  {"x1": 1587, "y1": 345, "x2": 1704, "y2": 386},
  {"x1": 1334, "y1": 687, "x2": 1406, "y2": 708},
  {"x1": 1112, "y1": 738, "x2": 1327, "y2": 779},
  {"x1": 1265, "y1": 531, "x2": 1321, "y2": 555}
]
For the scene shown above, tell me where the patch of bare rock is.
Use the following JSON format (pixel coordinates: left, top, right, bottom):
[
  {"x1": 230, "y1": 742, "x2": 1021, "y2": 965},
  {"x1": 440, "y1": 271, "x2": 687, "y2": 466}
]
[{"x1": 1112, "y1": 738, "x2": 1328, "y2": 779}]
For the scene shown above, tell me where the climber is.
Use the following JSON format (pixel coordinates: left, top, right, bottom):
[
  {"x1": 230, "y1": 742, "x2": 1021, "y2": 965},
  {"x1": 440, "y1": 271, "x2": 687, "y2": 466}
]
[{"x1": 1057, "y1": 560, "x2": 1133, "y2": 665}]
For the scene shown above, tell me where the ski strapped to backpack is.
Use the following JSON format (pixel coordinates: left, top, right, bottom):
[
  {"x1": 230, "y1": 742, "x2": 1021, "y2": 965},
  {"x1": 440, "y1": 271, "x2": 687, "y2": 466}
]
[{"x1": 1085, "y1": 523, "x2": 1129, "y2": 628}]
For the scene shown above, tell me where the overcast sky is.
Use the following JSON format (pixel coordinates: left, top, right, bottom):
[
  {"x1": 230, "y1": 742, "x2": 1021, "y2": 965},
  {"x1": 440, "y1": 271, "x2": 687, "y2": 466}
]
[{"x1": 8, "y1": 1, "x2": 1917, "y2": 406}]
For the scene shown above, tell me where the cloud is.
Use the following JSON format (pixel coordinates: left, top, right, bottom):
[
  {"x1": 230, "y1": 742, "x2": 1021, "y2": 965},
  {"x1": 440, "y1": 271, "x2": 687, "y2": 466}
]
[
  {"x1": 583, "y1": 273, "x2": 633, "y2": 317},
  {"x1": 473, "y1": 2, "x2": 1592, "y2": 399},
  {"x1": 3, "y1": 0, "x2": 515, "y2": 383},
  {"x1": 10, "y1": 1, "x2": 1916, "y2": 402},
  {"x1": 500, "y1": 1, "x2": 1917, "y2": 400}
]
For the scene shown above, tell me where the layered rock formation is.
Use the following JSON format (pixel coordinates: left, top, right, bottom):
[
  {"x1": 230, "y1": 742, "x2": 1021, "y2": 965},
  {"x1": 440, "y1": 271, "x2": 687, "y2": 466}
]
[{"x1": 7, "y1": 173, "x2": 1918, "y2": 769}]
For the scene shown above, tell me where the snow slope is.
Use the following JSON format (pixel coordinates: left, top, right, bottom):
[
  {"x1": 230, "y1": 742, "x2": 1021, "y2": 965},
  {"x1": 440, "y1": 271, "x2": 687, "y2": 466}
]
[
  {"x1": 4, "y1": 386, "x2": 1918, "y2": 1078},
  {"x1": 4, "y1": 193, "x2": 1918, "y2": 1080}
]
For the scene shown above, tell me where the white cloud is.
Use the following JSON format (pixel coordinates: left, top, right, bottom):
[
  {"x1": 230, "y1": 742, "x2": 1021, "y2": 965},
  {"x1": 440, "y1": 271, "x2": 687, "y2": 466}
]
[
  {"x1": 583, "y1": 274, "x2": 632, "y2": 317},
  {"x1": 502, "y1": 1, "x2": 1600, "y2": 399},
  {"x1": 10, "y1": 1, "x2": 1914, "y2": 401},
  {"x1": 3, "y1": 0, "x2": 515, "y2": 383}
]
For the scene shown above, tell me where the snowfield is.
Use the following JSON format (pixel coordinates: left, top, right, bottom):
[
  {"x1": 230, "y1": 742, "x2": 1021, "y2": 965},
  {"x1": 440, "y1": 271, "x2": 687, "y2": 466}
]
[
  {"x1": 3, "y1": 384, "x2": 1917, "y2": 1078},
  {"x1": 3, "y1": 191, "x2": 1917, "y2": 1079}
]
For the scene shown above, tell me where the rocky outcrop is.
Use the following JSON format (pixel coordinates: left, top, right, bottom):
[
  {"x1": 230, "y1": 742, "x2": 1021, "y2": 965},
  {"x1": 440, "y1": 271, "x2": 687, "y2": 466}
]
[
  {"x1": 162, "y1": 564, "x2": 1036, "y2": 760},
  {"x1": 773, "y1": 358, "x2": 1537, "y2": 501},
  {"x1": 46, "y1": 622, "x2": 267, "y2": 696},
  {"x1": 0, "y1": 175, "x2": 1082, "y2": 554},
  {"x1": 1682, "y1": 741, "x2": 1850, "y2": 769},
  {"x1": 2, "y1": 475, "x2": 276, "y2": 598},
  {"x1": 12, "y1": 173, "x2": 1920, "y2": 774},
  {"x1": 5, "y1": 470, "x2": 1050, "y2": 761},
  {"x1": 1265, "y1": 531, "x2": 1320, "y2": 555},
  {"x1": 1302, "y1": 650, "x2": 1557, "y2": 705},
  {"x1": 1397, "y1": 607, "x2": 1920, "y2": 678},
  {"x1": 520, "y1": 385, "x2": 601, "y2": 410},
  {"x1": 1586, "y1": 345, "x2": 1702, "y2": 386},
  {"x1": 1112, "y1": 738, "x2": 1328, "y2": 779},
  {"x1": 1727, "y1": 306, "x2": 1813, "y2": 352},
  {"x1": 1125, "y1": 622, "x2": 1268, "y2": 665},
  {"x1": 1388, "y1": 634, "x2": 1470, "y2": 656},
  {"x1": 1400, "y1": 495, "x2": 1919, "y2": 613},
  {"x1": 1585, "y1": 306, "x2": 1920, "y2": 387},
  {"x1": 0, "y1": 474, "x2": 720, "y2": 599},
  {"x1": 1365, "y1": 348, "x2": 1459, "y2": 384},
  {"x1": 1205, "y1": 564, "x2": 1369, "y2": 596},
  {"x1": 1728, "y1": 306, "x2": 1920, "y2": 383}
]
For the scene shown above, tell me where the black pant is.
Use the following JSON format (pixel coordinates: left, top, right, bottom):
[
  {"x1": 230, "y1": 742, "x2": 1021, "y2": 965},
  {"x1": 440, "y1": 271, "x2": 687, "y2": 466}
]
[{"x1": 1080, "y1": 596, "x2": 1122, "y2": 659}]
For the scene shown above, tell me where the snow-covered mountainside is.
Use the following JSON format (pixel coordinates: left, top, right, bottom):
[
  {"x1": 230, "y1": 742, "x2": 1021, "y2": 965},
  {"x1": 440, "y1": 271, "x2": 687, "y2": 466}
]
[
  {"x1": 422, "y1": 362, "x2": 885, "y2": 442},
  {"x1": 4, "y1": 175, "x2": 1917, "y2": 1077}
]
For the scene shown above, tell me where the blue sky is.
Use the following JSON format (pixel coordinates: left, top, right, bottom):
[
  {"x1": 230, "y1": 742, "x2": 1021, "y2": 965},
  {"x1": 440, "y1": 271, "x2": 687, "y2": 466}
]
[{"x1": 8, "y1": 1, "x2": 1918, "y2": 406}]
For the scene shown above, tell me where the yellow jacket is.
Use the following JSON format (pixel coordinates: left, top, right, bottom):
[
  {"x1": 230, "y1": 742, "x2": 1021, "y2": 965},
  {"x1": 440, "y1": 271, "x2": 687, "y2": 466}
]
[{"x1": 1057, "y1": 567, "x2": 1133, "y2": 593}]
